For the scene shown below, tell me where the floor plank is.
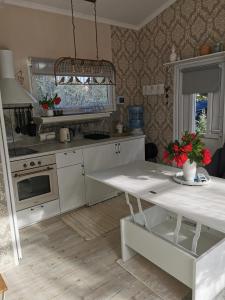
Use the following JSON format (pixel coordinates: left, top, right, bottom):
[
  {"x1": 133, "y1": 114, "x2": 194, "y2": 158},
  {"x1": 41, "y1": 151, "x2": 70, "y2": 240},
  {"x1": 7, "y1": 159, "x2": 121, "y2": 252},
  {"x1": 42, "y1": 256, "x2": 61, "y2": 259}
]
[{"x1": 3, "y1": 197, "x2": 159, "y2": 300}]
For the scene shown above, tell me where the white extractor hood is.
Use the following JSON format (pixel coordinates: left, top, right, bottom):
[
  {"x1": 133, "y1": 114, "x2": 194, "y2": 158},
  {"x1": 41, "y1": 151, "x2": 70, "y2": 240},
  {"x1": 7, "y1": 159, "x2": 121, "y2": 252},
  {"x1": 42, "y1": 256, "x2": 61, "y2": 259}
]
[{"x1": 0, "y1": 50, "x2": 35, "y2": 107}]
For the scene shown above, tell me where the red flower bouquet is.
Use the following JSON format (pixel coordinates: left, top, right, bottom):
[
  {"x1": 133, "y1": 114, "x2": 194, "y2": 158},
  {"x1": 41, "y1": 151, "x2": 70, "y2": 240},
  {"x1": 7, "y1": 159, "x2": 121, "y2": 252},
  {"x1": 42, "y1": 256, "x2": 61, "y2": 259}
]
[
  {"x1": 39, "y1": 94, "x2": 61, "y2": 110},
  {"x1": 163, "y1": 132, "x2": 212, "y2": 168}
]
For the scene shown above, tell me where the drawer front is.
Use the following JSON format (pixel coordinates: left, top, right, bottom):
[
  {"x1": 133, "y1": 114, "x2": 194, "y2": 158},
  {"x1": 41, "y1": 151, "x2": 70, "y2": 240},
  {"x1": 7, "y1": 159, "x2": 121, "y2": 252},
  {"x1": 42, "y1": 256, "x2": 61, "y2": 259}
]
[
  {"x1": 17, "y1": 199, "x2": 60, "y2": 228},
  {"x1": 56, "y1": 149, "x2": 83, "y2": 168}
]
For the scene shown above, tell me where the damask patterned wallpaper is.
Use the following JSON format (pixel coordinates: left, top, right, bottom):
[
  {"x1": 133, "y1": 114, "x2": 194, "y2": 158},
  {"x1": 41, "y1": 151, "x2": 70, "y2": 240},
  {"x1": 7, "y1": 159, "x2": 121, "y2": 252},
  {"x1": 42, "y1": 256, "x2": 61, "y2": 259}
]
[
  {"x1": 111, "y1": 0, "x2": 225, "y2": 157},
  {"x1": 111, "y1": 27, "x2": 143, "y2": 125}
]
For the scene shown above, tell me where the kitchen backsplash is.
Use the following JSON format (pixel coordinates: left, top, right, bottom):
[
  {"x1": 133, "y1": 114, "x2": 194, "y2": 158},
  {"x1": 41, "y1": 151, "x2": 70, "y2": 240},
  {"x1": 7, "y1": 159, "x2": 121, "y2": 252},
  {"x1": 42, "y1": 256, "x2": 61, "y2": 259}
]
[{"x1": 4, "y1": 106, "x2": 123, "y2": 146}]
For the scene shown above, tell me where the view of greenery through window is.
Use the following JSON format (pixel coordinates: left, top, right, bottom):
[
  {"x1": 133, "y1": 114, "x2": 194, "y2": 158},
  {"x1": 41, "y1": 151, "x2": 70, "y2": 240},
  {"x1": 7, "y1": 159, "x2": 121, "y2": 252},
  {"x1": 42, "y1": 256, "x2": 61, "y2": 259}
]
[
  {"x1": 195, "y1": 93, "x2": 208, "y2": 134},
  {"x1": 32, "y1": 75, "x2": 113, "y2": 113}
]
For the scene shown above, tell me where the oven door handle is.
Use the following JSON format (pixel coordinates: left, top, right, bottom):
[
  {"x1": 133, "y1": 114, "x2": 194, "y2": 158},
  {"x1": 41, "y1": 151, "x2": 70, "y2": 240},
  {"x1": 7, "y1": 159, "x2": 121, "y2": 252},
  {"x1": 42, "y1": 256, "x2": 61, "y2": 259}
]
[{"x1": 13, "y1": 166, "x2": 54, "y2": 178}]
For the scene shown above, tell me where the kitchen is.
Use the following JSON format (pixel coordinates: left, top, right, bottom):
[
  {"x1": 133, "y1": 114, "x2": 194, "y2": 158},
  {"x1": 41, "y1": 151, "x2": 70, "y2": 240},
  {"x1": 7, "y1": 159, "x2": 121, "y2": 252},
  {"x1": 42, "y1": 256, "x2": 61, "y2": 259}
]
[{"x1": 1, "y1": 0, "x2": 225, "y2": 299}]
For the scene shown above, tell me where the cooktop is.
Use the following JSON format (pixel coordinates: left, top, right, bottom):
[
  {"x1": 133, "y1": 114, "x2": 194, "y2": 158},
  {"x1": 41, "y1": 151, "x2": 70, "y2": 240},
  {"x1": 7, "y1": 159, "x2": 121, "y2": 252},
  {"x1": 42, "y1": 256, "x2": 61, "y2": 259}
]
[{"x1": 9, "y1": 147, "x2": 39, "y2": 158}]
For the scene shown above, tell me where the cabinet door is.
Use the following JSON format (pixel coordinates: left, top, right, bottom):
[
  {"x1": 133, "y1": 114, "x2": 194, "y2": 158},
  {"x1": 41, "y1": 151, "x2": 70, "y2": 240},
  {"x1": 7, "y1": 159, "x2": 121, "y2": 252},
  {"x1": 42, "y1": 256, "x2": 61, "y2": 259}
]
[
  {"x1": 57, "y1": 164, "x2": 85, "y2": 213},
  {"x1": 83, "y1": 143, "x2": 119, "y2": 205},
  {"x1": 119, "y1": 137, "x2": 145, "y2": 165}
]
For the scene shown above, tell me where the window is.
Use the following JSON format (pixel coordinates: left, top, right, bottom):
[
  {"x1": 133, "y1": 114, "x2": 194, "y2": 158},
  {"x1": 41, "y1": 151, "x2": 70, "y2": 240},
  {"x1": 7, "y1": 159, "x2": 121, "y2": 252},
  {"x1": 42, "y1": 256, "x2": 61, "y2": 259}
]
[
  {"x1": 195, "y1": 93, "x2": 208, "y2": 134},
  {"x1": 174, "y1": 59, "x2": 225, "y2": 154},
  {"x1": 29, "y1": 58, "x2": 115, "y2": 114}
]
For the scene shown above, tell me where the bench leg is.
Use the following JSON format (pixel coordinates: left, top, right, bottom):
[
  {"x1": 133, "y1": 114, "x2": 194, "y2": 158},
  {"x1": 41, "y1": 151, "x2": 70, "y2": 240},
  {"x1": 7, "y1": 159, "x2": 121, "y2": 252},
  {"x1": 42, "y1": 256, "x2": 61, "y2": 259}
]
[{"x1": 120, "y1": 218, "x2": 136, "y2": 262}]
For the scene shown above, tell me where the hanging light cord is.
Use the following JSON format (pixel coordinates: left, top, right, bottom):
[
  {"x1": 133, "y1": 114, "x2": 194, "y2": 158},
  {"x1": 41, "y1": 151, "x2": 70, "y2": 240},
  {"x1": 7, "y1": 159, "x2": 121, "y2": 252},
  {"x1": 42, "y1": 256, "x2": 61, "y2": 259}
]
[
  {"x1": 94, "y1": 1, "x2": 99, "y2": 60},
  {"x1": 71, "y1": 0, "x2": 77, "y2": 59}
]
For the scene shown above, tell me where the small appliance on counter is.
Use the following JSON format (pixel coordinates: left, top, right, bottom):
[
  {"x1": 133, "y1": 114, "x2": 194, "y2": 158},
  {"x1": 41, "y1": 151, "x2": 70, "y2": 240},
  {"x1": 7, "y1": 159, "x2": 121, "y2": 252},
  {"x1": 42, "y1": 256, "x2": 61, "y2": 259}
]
[
  {"x1": 39, "y1": 132, "x2": 56, "y2": 142},
  {"x1": 59, "y1": 127, "x2": 74, "y2": 143}
]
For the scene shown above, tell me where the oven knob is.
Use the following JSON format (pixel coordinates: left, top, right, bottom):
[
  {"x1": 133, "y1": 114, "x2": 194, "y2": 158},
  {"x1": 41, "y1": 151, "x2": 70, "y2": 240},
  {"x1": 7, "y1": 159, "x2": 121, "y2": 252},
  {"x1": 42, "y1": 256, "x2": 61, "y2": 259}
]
[
  {"x1": 38, "y1": 161, "x2": 42, "y2": 165},
  {"x1": 30, "y1": 161, "x2": 35, "y2": 167},
  {"x1": 23, "y1": 163, "x2": 27, "y2": 168}
]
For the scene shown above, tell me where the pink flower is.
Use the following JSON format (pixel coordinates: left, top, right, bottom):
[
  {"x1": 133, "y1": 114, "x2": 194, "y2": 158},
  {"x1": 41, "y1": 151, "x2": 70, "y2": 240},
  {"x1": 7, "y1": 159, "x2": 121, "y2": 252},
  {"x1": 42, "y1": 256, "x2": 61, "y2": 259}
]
[
  {"x1": 181, "y1": 144, "x2": 192, "y2": 153},
  {"x1": 202, "y1": 149, "x2": 211, "y2": 165},
  {"x1": 175, "y1": 153, "x2": 188, "y2": 167},
  {"x1": 54, "y1": 97, "x2": 61, "y2": 105},
  {"x1": 173, "y1": 144, "x2": 180, "y2": 152},
  {"x1": 42, "y1": 103, "x2": 49, "y2": 110},
  {"x1": 163, "y1": 150, "x2": 169, "y2": 161}
]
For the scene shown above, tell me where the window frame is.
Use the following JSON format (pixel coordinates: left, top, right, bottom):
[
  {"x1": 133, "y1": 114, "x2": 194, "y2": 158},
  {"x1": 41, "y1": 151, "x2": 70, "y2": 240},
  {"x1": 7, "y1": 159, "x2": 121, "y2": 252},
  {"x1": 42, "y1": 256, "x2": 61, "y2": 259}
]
[
  {"x1": 27, "y1": 58, "x2": 116, "y2": 115},
  {"x1": 173, "y1": 56, "x2": 225, "y2": 145}
]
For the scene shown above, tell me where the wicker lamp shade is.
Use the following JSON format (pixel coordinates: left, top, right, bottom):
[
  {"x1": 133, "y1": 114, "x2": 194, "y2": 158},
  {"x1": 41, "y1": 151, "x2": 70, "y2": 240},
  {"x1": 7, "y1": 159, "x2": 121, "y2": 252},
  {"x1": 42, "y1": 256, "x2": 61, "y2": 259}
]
[
  {"x1": 54, "y1": 57, "x2": 116, "y2": 86},
  {"x1": 54, "y1": 0, "x2": 116, "y2": 86}
]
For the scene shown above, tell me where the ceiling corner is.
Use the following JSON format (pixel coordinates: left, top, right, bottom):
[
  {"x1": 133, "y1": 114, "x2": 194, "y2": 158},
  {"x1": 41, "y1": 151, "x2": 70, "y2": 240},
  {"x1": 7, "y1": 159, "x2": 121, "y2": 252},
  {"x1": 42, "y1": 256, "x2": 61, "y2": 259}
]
[{"x1": 136, "y1": 0, "x2": 177, "y2": 30}]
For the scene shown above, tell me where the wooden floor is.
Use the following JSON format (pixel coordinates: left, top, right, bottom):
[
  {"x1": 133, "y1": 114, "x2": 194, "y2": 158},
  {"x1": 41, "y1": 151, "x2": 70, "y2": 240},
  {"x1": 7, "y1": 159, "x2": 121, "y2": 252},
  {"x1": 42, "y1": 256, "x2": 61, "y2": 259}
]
[{"x1": 3, "y1": 196, "x2": 167, "y2": 300}]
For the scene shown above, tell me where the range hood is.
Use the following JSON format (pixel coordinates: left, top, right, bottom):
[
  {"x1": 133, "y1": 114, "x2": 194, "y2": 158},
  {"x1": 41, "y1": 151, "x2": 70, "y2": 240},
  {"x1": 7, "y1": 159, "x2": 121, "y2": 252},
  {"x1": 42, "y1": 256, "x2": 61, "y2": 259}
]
[{"x1": 0, "y1": 50, "x2": 35, "y2": 107}]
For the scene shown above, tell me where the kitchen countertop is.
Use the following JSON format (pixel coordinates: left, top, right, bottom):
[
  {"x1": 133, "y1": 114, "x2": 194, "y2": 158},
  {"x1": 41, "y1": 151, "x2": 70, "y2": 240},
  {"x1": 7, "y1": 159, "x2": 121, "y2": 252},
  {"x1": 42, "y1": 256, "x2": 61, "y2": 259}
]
[{"x1": 9, "y1": 134, "x2": 145, "y2": 161}]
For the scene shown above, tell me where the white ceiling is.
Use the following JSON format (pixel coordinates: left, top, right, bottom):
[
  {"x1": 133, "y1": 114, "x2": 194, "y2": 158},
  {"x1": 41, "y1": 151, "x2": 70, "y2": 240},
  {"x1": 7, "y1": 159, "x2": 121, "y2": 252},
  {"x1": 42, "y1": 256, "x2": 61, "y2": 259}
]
[{"x1": 4, "y1": 0, "x2": 177, "y2": 29}]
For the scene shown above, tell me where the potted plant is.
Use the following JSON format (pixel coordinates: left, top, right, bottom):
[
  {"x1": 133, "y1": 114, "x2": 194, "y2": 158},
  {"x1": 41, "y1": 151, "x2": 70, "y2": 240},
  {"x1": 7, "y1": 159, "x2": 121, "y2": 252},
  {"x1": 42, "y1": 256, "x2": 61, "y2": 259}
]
[
  {"x1": 39, "y1": 94, "x2": 61, "y2": 117},
  {"x1": 163, "y1": 132, "x2": 212, "y2": 181}
]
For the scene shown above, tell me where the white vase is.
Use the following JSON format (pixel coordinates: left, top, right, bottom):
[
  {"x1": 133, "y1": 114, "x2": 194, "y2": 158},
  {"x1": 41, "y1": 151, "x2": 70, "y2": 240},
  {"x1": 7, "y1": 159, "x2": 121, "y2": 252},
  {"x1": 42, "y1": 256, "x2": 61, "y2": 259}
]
[
  {"x1": 170, "y1": 45, "x2": 177, "y2": 62},
  {"x1": 46, "y1": 109, "x2": 54, "y2": 117},
  {"x1": 183, "y1": 159, "x2": 197, "y2": 182}
]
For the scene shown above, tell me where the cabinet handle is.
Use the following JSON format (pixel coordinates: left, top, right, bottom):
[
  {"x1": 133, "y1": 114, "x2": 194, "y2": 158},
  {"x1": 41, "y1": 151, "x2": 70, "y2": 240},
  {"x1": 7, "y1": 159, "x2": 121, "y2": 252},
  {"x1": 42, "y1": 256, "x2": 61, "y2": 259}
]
[
  {"x1": 64, "y1": 152, "x2": 68, "y2": 155},
  {"x1": 115, "y1": 143, "x2": 118, "y2": 154},
  {"x1": 73, "y1": 150, "x2": 76, "y2": 154},
  {"x1": 118, "y1": 143, "x2": 121, "y2": 154},
  {"x1": 82, "y1": 166, "x2": 85, "y2": 176}
]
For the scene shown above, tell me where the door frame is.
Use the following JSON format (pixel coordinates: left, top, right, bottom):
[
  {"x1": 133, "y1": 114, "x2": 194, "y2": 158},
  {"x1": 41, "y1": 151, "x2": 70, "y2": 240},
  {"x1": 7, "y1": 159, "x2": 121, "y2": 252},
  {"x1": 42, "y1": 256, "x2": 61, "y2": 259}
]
[
  {"x1": 173, "y1": 54, "x2": 225, "y2": 147},
  {"x1": 0, "y1": 91, "x2": 22, "y2": 264}
]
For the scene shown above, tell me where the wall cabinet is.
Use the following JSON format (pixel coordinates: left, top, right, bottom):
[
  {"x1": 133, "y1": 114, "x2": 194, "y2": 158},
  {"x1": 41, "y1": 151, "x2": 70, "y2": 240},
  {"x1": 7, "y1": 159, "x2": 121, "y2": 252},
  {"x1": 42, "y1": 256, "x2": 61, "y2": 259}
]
[
  {"x1": 83, "y1": 137, "x2": 145, "y2": 205},
  {"x1": 56, "y1": 151, "x2": 85, "y2": 213}
]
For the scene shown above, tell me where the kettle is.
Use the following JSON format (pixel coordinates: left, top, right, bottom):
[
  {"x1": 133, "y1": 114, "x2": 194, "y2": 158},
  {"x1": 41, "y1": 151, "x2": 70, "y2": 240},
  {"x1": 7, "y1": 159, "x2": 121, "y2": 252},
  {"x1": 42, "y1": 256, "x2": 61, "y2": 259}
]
[{"x1": 59, "y1": 128, "x2": 71, "y2": 143}]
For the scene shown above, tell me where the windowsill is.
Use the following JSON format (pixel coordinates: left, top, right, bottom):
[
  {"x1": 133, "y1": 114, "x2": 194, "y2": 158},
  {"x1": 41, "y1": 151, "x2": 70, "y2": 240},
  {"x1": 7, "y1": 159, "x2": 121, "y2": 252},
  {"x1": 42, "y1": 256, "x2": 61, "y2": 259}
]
[{"x1": 33, "y1": 112, "x2": 112, "y2": 125}]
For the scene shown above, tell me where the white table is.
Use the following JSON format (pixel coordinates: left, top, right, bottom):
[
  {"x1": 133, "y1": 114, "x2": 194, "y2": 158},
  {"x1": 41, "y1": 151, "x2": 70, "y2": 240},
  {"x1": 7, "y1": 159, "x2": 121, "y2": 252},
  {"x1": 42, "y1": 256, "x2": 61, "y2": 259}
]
[{"x1": 88, "y1": 161, "x2": 225, "y2": 300}]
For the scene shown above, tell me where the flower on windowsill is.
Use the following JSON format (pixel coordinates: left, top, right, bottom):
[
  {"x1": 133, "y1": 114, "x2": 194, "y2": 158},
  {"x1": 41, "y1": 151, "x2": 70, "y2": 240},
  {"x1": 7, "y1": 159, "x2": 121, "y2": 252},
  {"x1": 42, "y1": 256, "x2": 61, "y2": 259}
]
[
  {"x1": 163, "y1": 131, "x2": 212, "y2": 168},
  {"x1": 39, "y1": 94, "x2": 61, "y2": 110}
]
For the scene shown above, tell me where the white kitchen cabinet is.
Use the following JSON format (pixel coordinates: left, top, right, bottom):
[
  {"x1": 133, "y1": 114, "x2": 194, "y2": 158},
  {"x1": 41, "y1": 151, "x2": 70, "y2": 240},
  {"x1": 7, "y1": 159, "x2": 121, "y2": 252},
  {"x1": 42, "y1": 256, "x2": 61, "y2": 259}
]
[
  {"x1": 56, "y1": 151, "x2": 85, "y2": 213},
  {"x1": 83, "y1": 137, "x2": 145, "y2": 205},
  {"x1": 17, "y1": 199, "x2": 60, "y2": 228},
  {"x1": 83, "y1": 143, "x2": 120, "y2": 205},
  {"x1": 117, "y1": 138, "x2": 145, "y2": 164}
]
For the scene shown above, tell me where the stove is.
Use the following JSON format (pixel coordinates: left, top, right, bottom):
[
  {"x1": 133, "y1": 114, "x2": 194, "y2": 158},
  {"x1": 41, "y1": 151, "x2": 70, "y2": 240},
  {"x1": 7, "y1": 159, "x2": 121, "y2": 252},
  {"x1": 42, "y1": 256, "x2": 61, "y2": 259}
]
[
  {"x1": 9, "y1": 147, "x2": 39, "y2": 158},
  {"x1": 11, "y1": 154, "x2": 59, "y2": 211}
]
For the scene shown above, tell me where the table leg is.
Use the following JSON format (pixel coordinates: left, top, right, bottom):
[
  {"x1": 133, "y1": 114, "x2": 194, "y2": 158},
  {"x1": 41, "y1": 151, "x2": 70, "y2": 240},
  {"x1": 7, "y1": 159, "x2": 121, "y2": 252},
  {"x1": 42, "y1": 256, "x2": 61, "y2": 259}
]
[
  {"x1": 2, "y1": 292, "x2": 5, "y2": 300},
  {"x1": 136, "y1": 197, "x2": 149, "y2": 230},
  {"x1": 192, "y1": 222, "x2": 202, "y2": 254},
  {"x1": 125, "y1": 192, "x2": 135, "y2": 221},
  {"x1": 174, "y1": 215, "x2": 182, "y2": 244}
]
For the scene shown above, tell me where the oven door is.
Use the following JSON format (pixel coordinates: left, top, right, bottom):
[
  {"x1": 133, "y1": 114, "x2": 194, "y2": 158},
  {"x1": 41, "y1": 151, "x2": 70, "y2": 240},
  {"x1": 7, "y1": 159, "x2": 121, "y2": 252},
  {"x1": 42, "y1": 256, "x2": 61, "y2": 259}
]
[{"x1": 12, "y1": 164, "x2": 59, "y2": 211}]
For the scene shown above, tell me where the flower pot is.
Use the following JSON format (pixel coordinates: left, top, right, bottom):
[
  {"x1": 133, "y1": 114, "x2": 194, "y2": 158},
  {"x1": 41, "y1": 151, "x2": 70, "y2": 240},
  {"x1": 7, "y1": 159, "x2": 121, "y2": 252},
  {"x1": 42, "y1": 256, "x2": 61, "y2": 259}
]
[
  {"x1": 183, "y1": 159, "x2": 197, "y2": 182},
  {"x1": 46, "y1": 109, "x2": 54, "y2": 117}
]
